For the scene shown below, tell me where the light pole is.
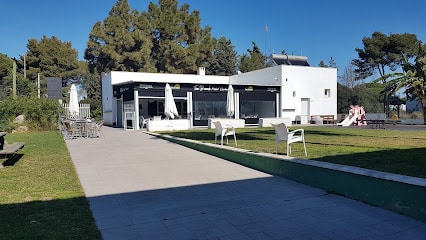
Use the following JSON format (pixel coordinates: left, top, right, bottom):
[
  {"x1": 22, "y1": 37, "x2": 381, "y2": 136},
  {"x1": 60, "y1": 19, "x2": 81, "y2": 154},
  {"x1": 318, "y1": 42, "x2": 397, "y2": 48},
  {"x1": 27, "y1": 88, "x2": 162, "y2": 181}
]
[
  {"x1": 12, "y1": 61, "x2": 17, "y2": 98},
  {"x1": 23, "y1": 54, "x2": 26, "y2": 79}
]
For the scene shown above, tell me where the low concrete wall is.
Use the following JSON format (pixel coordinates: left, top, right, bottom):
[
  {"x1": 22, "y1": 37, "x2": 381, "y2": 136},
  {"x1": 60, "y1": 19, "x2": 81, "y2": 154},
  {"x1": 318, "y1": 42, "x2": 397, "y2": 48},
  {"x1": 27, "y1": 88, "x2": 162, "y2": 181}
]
[
  {"x1": 365, "y1": 113, "x2": 386, "y2": 120},
  {"x1": 208, "y1": 118, "x2": 245, "y2": 129},
  {"x1": 151, "y1": 133, "x2": 426, "y2": 222},
  {"x1": 103, "y1": 111, "x2": 114, "y2": 126},
  {"x1": 259, "y1": 117, "x2": 293, "y2": 127},
  {"x1": 147, "y1": 119, "x2": 190, "y2": 131}
]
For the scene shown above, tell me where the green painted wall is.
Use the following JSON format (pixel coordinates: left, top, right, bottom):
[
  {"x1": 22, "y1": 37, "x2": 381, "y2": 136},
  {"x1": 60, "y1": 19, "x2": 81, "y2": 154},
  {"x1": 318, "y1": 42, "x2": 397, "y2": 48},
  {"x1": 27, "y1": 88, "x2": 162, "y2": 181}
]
[{"x1": 160, "y1": 135, "x2": 426, "y2": 222}]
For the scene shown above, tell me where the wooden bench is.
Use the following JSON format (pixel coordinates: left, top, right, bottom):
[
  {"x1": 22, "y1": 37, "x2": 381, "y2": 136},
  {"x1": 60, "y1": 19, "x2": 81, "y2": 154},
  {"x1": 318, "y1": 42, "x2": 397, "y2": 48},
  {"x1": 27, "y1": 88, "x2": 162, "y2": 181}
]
[
  {"x1": 310, "y1": 115, "x2": 336, "y2": 124},
  {"x1": 0, "y1": 132, "x2": 25, "y2": 159}
]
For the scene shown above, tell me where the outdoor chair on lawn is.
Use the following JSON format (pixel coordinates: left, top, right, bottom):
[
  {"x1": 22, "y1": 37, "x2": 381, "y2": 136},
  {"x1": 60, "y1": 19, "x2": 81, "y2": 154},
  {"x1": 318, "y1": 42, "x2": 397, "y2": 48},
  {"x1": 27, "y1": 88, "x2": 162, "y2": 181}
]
[
  {"x1": 214, "y1": 121, "x2": 237, "y2": 145},
  {"x1": 272, "y1": 123, "x2": 307, "y2": 156}
]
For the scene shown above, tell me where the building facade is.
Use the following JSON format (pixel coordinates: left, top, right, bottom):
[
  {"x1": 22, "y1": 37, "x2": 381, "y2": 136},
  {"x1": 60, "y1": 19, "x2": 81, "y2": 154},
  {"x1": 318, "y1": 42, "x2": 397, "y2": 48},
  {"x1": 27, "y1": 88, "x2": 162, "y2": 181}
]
[{"x1": 102, "y1": 60, "x2": 337, "y2": 130}]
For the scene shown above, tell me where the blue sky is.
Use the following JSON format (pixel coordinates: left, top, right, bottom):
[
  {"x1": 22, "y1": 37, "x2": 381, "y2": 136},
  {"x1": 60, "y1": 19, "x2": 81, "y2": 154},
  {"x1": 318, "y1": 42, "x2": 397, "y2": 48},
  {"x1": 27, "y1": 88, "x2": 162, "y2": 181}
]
[{"x1": 1, "y1": 0, "x2": 425, "y2": 75}]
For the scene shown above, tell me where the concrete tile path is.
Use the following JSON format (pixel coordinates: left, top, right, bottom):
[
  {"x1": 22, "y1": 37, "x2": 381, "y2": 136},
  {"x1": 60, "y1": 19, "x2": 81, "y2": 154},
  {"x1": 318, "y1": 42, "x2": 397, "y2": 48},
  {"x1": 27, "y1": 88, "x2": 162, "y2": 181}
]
[{"x1": 66, "y1": 126, "x2": 426, "y2": 240}]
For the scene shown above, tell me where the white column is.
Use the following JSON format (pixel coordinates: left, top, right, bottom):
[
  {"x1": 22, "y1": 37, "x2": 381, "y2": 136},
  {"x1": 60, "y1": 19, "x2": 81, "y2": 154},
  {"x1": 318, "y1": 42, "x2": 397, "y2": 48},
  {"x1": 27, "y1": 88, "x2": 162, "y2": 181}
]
[
  {"x1": 134, "y1": 89, "x2": 140, "y2": 130},
  {"x1": 187, "y1": 92, "x2": 193, "y2": 128},
  {"x1": 234, "y1": 92, "x2": 239, "y2": 119},
  {"x1": 276, "y1": 92, "x2": 280, "y2": 118}
]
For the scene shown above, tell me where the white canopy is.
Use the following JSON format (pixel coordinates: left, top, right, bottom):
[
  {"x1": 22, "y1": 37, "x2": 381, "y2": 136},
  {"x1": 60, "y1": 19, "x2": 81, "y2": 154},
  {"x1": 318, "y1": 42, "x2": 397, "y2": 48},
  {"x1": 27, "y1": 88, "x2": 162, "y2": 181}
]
[
  {"x1": 164, "y1": 83, "x2": 179, "y2": 119},
  {"x1": 226, "y1": 85, "x2": 234, "y2": 117},
  {"x1": 68, "y1": 84, "x2": 79, "y2": 118}
]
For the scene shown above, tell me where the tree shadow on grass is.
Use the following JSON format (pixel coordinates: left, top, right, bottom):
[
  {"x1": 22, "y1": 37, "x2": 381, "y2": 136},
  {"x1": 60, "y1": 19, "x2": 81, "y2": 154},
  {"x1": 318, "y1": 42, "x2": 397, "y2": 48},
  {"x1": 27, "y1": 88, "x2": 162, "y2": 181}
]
[
  {"x1": 307, "y1": 141, "x2": 382, "y2": 149},
  {"x1": 166, "y1": 130, "x2": 270, "y2": 141},
  {"x1": 305, "y1": 129, "x2": 361, "y2": 137},
  {"x1": 311, "y1": 148, "x2": 426, "y2": 179},
  {"x1": 0, "y1": 197, "x2": 101, "y2": 240}
]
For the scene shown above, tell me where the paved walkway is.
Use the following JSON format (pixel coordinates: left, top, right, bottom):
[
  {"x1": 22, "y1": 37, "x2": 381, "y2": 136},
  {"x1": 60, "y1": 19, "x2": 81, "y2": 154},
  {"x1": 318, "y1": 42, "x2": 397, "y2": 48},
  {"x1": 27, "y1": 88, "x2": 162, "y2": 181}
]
[{"x1": 66, "y1": 127, "x2": 426, "y2": 240}]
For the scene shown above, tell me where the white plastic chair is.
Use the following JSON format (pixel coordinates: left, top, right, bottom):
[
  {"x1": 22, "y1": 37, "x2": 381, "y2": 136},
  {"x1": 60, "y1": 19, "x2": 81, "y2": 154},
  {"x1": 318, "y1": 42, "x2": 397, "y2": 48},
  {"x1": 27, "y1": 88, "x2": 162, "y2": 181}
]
[
  {"x1": 213, "y1": 121, "x2": 237, "y2": 145},
  {"x1": 272, "y1": 123, "x2": 307, "y2": 156},
  {"x1": 140, "y1": 116, "x2": 148, "y2": 129}
]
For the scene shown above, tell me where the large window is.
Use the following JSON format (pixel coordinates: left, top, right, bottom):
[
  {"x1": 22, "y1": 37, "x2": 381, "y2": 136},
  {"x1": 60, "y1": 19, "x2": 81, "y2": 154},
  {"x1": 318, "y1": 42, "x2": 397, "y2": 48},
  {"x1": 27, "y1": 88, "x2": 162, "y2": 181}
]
[
  {"x1": 192, "y1": 91, "x2": 226, "y2": 126},
  {"x1": 240, "y1": 100, "x2": 276, "y2": 118},
  {"x1": 239, "y1": 91, "x2": 276, "y2": 122},
  {"x1": 193, "y1": 101, "x2": 226, "y2": 119}
]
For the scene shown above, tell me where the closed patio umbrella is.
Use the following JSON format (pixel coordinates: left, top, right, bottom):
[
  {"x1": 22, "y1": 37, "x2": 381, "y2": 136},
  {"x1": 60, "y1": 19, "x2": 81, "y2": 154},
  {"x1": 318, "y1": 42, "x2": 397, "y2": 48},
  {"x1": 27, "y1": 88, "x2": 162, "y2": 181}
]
[
  {"x1": 226, "y1": 85, "x2": 234, "y2": 117},
  {"x1": 164, "y1": 83, "x2": 178, "y2": 119},
  {"x1": 69, "y1": 84, "x2": 79, "y2": 118}
]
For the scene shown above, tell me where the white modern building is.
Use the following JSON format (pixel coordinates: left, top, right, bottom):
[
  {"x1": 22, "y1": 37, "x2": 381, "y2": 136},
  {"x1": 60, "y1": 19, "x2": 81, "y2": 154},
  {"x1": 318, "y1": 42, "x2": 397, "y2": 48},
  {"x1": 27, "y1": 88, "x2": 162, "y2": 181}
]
[{"x1": 101, "y1": 54, "x2": 337, "y2": 131}]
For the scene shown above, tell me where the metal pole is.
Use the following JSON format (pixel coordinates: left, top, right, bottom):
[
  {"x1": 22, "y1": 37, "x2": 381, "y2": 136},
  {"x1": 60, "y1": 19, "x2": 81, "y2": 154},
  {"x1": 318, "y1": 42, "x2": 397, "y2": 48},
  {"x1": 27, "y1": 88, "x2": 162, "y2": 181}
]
[
  {"x1": 23, "y1": 54, "x2": 26, "y2": 79},
  {"x1": 37, "y1": 73, "x2": 40, "y2": 98},
  {"x1": 12, "y1": 61, "x2": 17, "y2": 97}
]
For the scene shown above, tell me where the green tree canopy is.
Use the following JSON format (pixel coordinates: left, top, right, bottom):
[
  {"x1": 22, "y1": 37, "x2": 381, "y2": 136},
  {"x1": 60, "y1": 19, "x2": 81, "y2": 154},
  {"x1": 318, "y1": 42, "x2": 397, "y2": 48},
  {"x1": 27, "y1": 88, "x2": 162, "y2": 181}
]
[
  {"x1": 379, "y1": 43, "x2": 426, "y2": 123},
  {"x1": 24, "y1": 35, "x2": 80, "y2": 88},
  {"x1": 353, "y1": 32, "x2": 421, "y2": 116},
  {"x1": 318, "y1": 57, "x2": 336, "y2": 68},
  {"x1": 85, "y1": 0, "x2": 155, "y2": 74},
  {"x1": 238, "y1": 42, "x2": 265, "y2": 73},
  {"x1": 86, "y1": 0, "x2": 215, "y2": 75},
  {"x1": 337, "y1": 82, "x2": 384, "y2": 114},
  {"x1": 206, "y1": 36, "x2": 237, "y2": 76},
  {"x1": 352, "y1": 32, "x2": 420, "y2": 82},
  {"x1": 337, "y1": 83, "x2": 353, "y2": 113},
  {"x1": 318, "y1": 60, "x2": 327, "y2": 68},
  {"x1": 0, "y1": 54, "x2": 36, "y2": 99},
  {"x1": 356, "y1": 83, "x2": 384, "y2": 113},
  {"x1": 0, "y1": 54, "x2": 13, "y2": 81},
  {"x1": 0, "y1": 54, "x2": 14, "y2": 99},
  {"x1": 148, "y1": 0, "x2": 215, "y2": 73}
]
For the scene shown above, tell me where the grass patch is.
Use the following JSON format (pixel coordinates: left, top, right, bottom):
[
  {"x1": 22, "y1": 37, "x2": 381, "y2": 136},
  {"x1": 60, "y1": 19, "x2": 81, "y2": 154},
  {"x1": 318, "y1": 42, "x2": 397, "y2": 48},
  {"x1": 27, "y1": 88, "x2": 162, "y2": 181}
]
[
  {"x1": 161, "y1": 126, "x2": 426, "y2": 179},
  {"x1": 0, "y1": 131, "x2": 101, "y2": 240}
]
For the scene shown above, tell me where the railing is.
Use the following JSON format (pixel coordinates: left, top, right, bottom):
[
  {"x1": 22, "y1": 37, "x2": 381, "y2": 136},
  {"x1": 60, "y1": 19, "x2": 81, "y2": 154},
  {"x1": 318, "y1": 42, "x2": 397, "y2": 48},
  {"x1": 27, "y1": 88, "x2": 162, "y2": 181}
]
[{"x1": 62, "y1": 103, "x2": 91, "y2": 119}]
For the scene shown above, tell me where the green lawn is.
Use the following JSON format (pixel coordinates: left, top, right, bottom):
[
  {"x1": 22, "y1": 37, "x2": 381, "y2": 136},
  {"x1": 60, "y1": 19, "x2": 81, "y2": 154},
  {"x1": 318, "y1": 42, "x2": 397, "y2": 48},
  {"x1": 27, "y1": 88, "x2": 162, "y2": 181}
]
[
  {"x1": 0, "y1": 131, "x2": 101, "y2": 240},
  {"x1": 1, "y1": 126, "x2": 425, "y2": 239},
  {"x1": 162, "y1": 126, "x2": 426, "y2": 179}
]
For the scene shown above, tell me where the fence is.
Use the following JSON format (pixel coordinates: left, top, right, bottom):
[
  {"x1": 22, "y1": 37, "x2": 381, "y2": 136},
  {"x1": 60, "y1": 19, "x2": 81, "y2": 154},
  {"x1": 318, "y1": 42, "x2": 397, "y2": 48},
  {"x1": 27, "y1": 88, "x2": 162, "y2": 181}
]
[{"x1": 62, "y1": 103, "x2": 91, "y2": 119}]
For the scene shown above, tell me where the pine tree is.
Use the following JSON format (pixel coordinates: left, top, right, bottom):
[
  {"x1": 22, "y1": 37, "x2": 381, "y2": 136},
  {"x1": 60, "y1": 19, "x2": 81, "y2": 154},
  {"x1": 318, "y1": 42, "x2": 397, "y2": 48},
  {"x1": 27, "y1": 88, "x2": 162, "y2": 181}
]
[
  {"x1": 238, "y1": 42, "x2": 265, "y2": 73},
  {"x1": 25, "y1": 35, "x2": 80, "y2": 91},
  {"x1": 148, "y1": 0, "x2": 215, "y2": 73},
  {"x1": 85, "y1": 0, "x2": 155, "y2": 73},
  {"x1": 207, "y1": 36, "x2": 237, "y2": 76}
]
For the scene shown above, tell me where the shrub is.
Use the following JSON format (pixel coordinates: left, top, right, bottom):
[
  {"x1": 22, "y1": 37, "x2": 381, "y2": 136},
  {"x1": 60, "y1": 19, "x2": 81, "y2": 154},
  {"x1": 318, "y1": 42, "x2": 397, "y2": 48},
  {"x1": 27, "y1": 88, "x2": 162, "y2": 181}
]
[{"x1": 0, "y1": 96, "x2": 63, "y2": 132}]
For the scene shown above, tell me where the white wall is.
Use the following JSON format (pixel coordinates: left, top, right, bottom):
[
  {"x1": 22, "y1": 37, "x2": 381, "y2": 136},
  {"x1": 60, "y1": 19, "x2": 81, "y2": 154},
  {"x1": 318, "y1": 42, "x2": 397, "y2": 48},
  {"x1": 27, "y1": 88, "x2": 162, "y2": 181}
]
[
  {"x1": 280, "y1": 66, "x2": 337, "y2": 120},
  {"x1": 101, "y1": 72, "x2": 114, "y2": 125},
  {"x1": 110, "y1": 71, "x2": 229, "y2": 85},
  {"x1": 229, "y1": 65, "x2": 337, "y2": 121},
  {"x1": 229, "y1": 66, "x2": 282, "y2": 86}
]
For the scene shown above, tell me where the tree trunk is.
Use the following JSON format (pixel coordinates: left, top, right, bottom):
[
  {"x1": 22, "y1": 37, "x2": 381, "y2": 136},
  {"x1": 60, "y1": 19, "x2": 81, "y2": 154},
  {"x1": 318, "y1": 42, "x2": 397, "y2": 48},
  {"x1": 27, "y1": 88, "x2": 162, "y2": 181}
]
[{"x1": 423, "y1": 107, "x2": 426, "y2": 125}]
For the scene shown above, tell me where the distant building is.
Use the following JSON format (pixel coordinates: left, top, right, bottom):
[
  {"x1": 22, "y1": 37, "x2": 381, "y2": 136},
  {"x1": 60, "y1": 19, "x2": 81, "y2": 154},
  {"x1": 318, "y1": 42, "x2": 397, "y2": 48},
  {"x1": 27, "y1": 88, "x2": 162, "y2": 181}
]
[{"x1": 406, "y1": 98, "x2": 424, "y2": 112}]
